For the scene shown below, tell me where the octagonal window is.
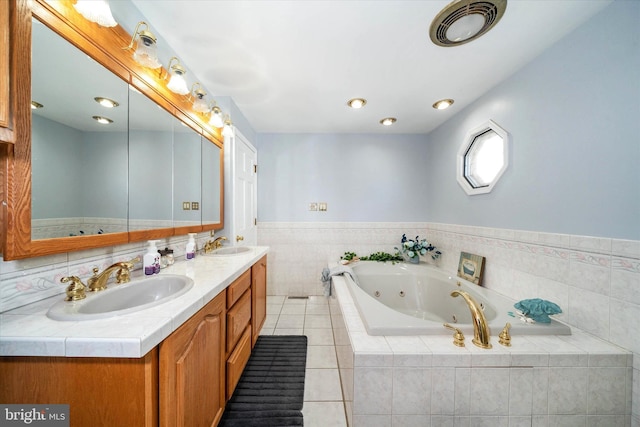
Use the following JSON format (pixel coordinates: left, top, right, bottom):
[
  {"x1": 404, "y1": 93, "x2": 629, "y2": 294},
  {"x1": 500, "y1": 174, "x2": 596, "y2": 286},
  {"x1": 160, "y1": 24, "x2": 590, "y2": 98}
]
[{"x1": 457, "y1": 120, "x2": 509, "y2": 195}]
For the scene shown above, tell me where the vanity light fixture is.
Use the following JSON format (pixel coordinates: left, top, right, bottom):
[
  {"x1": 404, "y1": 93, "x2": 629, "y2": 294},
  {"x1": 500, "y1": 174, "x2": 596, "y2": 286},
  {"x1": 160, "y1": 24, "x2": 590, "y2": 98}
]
[
  {"x1": 124, "y1": 21, "x2": 161, "y2": 69},
  {"x1": 379, "y1": 117, "x2": 397, "y2": 126},
  {"x1": 222, "y1": 115, "x2": 234, "y2": 138},
  {"x1": 208, "y1": 103, "x2": 224, "y2": 128},
  {"x1": 347, "y1": 98, "x2": 367, "y2": 109},
  {"x1": 73, "y1": 0, "x2": 117, "y2": 28},
  {"x1": 433, "y1": 98, "x2": 454, "y2": 110},
  {"x1": 31, "y1": 101, "x2": 44, "y2": 109},
  {"x1": 190, "y1": 83, "x2": 209, "y2": 113},
  {"x1": 92, "y1": 116, "x2": 113, "y2": 124},
  {"x1": 430, "y1": 0, "x2": 507, "y2": 47},
  {"x1": 165, "y1": 57, "x2": 190, "y2": 96},
  {"x1": 94, "y1": 97, "x2": 119, "y2": 108}
]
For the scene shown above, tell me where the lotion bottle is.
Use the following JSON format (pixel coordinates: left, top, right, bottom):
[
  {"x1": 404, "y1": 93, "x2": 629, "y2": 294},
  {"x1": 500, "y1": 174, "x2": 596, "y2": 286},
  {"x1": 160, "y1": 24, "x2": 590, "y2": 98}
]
[
  {"x1": 143, "y1": 240, "x2": 161, "y2": 275},
  {"x1": 185, "y1": 233, "x2": 197, "y2": 260}
]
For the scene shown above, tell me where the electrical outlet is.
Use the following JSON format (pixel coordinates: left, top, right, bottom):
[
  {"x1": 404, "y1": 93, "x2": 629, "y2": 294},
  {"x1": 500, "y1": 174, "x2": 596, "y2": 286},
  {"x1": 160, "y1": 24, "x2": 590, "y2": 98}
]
[
  {"x1": 318, "y1": 202, "x2": 327, "y2": 212},
  {"x1": 309, "y1": 202, "x2": 318, "y2": 211},
  {"x1": 182, "y1": 202, "x2": 191, "y2": 210},
  {"x1": 191, "y1": 201, "x2": 200, "y2": 210}
]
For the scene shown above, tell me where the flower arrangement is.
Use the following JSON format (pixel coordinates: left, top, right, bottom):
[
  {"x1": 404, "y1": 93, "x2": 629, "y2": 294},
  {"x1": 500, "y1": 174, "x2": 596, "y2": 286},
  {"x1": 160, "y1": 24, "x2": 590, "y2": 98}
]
[{"x1": 396, "y1": 234, "x2": 441, "y2": 263}]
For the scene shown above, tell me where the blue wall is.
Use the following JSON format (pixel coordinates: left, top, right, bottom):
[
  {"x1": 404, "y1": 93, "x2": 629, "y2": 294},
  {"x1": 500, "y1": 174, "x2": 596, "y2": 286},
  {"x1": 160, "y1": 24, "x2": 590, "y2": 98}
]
[
  {"x1": 426, "y1": 0, "x2": 640, "y2": 240},
  {"x1": 256, "y1": 133, "x2": 430, "y2": 222},
  {"x1": 256, "y1": 0, "x2": 640, "y2": 240}
]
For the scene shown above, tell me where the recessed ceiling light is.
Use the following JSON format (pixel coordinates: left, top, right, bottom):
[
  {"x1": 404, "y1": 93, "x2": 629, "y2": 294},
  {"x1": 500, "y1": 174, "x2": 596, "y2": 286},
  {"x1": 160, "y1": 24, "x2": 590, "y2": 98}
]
[
  {"x1": 31, "y1": 101, "x2": 44, "y2": 109},
  {"x1": 92, "y1": 115, "x2": 113, "y2": 124},
  {"x1": 433, "y1": 99, "x2": 454, "y2": 110},
  {"x1": 94, "y1": 97, "x2": 119, "y2": 108},
  {"x1": 379, "y1": 117, "x2": 397, "y2": 126},
  {"x1": 347, "y1": 98, "x2": 367, "y2": 109}
]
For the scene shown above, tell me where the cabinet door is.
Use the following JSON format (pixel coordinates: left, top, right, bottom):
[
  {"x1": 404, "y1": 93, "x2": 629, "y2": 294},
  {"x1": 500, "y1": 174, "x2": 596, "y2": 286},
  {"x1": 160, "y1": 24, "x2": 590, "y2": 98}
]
[
  {"x1": 0, "y1": 350, "x2": 158, "y2": 427},
  {"x1": 160, "y1": 291, "x2": 226, "y2": 427},
  {"x1": 251, "y1": 255, "x2": 267, "y2": 347},
  {"x1": 226, "y1": 289, "x2": 251, "y2": 354}
]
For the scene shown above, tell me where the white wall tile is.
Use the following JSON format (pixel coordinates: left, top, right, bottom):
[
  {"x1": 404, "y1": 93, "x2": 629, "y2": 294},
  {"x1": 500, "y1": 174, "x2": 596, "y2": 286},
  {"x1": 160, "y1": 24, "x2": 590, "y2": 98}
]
[
  {"x1": 509, "y1": 368, "x2": 533, "y2": 416},
  {"x1": 609, "y1": 298, "x2": 640, "y2": 354},
  {"x1": 588, "y1": 367, "x2": 629, "y2": 415},
  {"x1": 548, "y1": 367, "x2": 589, "y2": 415},
  {"x1": 431, "y1": 368, "x2": 456, "y2": 415},
  {"x1": 353, "y1": 367, "x2": 393, "y2": 415},
  {"x1": 392, "y1": 367, "x2": 431, "y2": 415}
]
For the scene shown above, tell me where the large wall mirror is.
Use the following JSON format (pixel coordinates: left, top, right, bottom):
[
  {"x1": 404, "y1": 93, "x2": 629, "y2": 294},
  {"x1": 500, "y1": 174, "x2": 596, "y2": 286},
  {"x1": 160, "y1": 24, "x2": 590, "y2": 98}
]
[
  {"x1": 31, "y1": 18, "x2": 129, "y2": 239},
  {"x1": 2, "y1": 0, "x2": 223, "y2": 260}
]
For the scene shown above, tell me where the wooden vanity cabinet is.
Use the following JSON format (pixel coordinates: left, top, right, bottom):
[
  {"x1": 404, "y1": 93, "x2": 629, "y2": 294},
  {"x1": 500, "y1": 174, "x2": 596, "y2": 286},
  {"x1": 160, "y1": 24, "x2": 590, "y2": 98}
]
[
  {"x1": 0, "y1": 349, "x2": 159, "y2": 427},
  {"x1": 0, "y1": 256, "x2": 267, "y2": 427},
  {"x1": 159, "y1": 291, "x2": 226, "y2": 427}
]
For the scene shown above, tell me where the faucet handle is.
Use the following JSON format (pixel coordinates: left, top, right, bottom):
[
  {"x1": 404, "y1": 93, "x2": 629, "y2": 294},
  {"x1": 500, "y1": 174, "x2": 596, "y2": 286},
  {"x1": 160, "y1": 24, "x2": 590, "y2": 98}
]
[
  {"x1": 498, "y1": 322, "x2": 512, "y2": 347},
  {"x1": 116, "y1": 256, "x2": 140, "y2": 284},
  {"x1": 61, "y1": 276, "x2": 86, "y2": 301},
  {"x1": 443, "y1": 323, "x2": 465, "y2": 347}
]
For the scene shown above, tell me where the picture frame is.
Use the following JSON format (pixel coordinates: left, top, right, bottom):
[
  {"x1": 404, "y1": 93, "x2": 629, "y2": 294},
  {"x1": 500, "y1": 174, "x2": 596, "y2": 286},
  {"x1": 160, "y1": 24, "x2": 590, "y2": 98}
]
[{"x1": 457, "y1": 252, "x2": 486, "y2": 286}]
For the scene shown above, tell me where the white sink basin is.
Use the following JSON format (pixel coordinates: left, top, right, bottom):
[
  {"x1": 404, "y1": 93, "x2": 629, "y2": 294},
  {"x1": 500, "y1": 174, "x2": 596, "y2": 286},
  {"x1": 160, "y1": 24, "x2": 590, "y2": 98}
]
[
  {"x1": 47, "y1": 274, "x2": 194, "y2": 321},
  {"x1": 207, "y1": 246, "x2": 251, "y2": 256}
]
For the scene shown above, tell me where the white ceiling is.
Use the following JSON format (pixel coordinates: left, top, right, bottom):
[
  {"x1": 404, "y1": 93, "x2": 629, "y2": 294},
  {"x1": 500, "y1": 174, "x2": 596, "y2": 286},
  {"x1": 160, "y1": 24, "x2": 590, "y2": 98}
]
[{"x1": 131, "y1": 0, "x2": 612, "y2": 134}]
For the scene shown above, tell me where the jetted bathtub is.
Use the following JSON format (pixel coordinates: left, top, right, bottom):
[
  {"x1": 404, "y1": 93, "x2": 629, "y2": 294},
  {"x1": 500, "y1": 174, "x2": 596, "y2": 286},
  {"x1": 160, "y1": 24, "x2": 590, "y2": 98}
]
[{"x1": 342, "y1": 261, "x2": 571, "y2": 336}]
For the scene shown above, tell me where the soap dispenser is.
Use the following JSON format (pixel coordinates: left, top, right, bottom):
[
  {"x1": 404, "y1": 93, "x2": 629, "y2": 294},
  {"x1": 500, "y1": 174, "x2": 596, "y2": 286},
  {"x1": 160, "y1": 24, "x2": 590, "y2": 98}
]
[
  {"x1": 185, "y1": 233, "x2": 197, "y2": 260},
  {"x1": 143, "y1": 240, "x2": 161, "y2": 275}
]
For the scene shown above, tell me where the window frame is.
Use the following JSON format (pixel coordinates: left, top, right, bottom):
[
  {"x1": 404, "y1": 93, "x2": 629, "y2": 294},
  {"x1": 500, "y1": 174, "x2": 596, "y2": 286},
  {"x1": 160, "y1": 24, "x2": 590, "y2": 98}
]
[{"x1": 456, "y1": 119, "x2": 510, "y2": 195}]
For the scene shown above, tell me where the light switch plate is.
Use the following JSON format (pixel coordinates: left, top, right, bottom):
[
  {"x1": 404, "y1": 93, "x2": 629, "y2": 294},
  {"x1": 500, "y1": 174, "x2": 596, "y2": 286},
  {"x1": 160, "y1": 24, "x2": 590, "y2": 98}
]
[
  {"x1": 182, "y1": 202, "x2": 191, "y2": 210},
  {"x1": 318, "y1": 202, "x2": 327, "y2": 211},
  {"x1": 191, "y1": 201, "x2": 200, "y2": 210}
]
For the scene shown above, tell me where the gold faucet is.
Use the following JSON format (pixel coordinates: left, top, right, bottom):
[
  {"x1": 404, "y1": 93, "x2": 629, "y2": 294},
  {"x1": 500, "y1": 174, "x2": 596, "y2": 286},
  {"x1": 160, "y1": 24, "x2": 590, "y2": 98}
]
[
  {"x1": 61, "y1": 276, "x2": 87, "y2": 301},
  {"x1": 443, "y1": 323, "x2": 465, "y2": 347},
  {"x1": 203, "y1": 236, "x2": 227, "y2": 253},
  {"x1": 86, "y1": 257, "x2": 140, "y2": 292},
  {"x1": 451, "y1": 290, "x2": 492, "y2": 349},
  {"x1": 498, "y1": 322, "x2": 512, "y2": 347}
]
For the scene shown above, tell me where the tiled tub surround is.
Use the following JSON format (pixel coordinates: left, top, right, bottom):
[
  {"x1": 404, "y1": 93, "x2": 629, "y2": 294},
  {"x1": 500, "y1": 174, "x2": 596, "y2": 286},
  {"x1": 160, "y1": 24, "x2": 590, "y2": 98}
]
[
  {"x1": 0, "y1": 245, "x2": 269, "y2": 357},
  {"x1": 257, "y1": 221, "x2": 640, "y2": 425},
  {"x1": 331, "y1": 278, "x2": 633, "y2": 426}
]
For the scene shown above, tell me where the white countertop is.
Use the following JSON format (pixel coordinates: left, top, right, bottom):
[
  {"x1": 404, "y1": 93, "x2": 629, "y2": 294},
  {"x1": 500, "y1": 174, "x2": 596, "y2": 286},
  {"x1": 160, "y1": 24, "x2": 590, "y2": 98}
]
[{"x1": 0, "y1": 246, "x2": 269, "y2": 358}]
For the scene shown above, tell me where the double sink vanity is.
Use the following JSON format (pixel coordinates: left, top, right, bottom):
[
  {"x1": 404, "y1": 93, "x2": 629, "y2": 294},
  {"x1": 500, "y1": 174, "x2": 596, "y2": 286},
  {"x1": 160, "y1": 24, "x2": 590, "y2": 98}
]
[
  {"x1": 0, "y1": 246, "x2": 269, "y2": 427},
  {"x1": 0, "y1": 2, "x2": 269, "y2": 425}
]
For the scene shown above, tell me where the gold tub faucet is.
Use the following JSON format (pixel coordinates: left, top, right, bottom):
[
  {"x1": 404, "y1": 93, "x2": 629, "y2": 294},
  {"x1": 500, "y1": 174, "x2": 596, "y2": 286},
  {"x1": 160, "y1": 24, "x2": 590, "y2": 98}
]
[
  {"x1": 451, "y1": 290, "x2": 492, "y2": 349},
  {"x1": 87, "y1": 257, "x2": 140, "y2": 292}
]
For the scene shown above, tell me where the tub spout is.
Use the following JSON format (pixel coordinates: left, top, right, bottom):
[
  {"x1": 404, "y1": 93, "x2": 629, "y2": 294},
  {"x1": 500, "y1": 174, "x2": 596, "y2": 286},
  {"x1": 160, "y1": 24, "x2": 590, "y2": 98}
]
[{"x1": 451, "y1": 290, "x2": 492, "y2": 349}]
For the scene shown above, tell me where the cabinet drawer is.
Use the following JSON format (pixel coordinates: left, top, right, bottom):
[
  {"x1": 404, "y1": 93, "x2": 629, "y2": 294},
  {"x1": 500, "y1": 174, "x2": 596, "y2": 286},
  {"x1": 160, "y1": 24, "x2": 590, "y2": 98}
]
[
  {"x1": 227, "y1": 269, "x2": 251, "y2": 308},
  {"x1": 226, "y1": 290, "x2": 251, "y2": 352},
  {"x1": 226, "y1": 327, "x2": 251, "y2": 400}
]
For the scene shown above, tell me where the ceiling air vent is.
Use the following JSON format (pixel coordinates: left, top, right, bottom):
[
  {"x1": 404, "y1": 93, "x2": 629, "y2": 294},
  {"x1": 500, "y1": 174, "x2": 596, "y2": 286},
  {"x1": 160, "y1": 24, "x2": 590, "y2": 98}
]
[{"x1": 430, "y1": 0, "x2": 507, "y2": 47}]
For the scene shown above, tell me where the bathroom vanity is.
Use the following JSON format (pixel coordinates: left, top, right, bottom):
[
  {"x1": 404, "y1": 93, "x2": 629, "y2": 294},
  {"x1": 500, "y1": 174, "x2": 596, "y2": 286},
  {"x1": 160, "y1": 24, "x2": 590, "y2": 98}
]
[{"x1": 0, "y1": 249, "x2": 268, "y2": 427}]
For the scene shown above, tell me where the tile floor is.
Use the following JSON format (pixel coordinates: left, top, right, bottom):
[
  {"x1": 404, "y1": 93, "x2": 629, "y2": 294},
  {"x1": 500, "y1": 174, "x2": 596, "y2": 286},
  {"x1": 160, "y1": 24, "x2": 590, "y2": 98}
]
[{"x1": 260, "y1": 295, "x2": 347, "y2": 427}]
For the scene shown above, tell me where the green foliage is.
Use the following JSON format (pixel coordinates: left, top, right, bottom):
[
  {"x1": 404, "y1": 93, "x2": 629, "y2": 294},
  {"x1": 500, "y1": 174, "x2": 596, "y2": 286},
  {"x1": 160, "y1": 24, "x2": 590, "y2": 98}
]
[{"x1": 340, "y1": 251, "x2": 404, "y2": 264}]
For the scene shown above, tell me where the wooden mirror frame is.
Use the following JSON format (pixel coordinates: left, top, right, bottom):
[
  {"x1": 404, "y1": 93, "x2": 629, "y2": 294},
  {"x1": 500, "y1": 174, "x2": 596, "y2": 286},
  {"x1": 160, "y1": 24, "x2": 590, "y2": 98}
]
[{"x1": 1, "y1": 0, "x2": 224, "y2": 260}]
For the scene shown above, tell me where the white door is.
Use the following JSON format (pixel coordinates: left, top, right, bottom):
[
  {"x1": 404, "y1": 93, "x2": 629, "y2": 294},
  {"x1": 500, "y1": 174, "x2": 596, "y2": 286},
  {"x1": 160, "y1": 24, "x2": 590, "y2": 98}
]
[{"x1": 232, "y1": 130, "x2": 257, "y2": 245}]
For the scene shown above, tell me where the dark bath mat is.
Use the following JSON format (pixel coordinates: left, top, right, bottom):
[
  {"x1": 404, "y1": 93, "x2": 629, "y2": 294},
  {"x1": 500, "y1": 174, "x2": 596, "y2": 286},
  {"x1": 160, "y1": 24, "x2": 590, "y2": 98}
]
[{"x1": 219, "y1": 335, "x2": 307, "y2": 427}]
